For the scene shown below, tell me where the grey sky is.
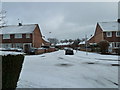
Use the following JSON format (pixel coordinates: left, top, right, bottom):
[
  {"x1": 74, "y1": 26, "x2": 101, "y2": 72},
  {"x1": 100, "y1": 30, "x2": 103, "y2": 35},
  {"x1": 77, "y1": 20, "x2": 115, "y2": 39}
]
[{"x1": 2, "y1": 2, "x2": 118, "y2": 40}]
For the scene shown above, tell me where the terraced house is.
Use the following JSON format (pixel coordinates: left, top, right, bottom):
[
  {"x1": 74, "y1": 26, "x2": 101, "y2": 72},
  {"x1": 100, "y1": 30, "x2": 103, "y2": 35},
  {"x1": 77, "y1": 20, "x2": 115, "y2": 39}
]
[
  {"x1": 88, "y1": 19, "x2": 120, "y2": 53},
  {"x1": 0, "y1": 23, "x2": 50, "y2": 50}
]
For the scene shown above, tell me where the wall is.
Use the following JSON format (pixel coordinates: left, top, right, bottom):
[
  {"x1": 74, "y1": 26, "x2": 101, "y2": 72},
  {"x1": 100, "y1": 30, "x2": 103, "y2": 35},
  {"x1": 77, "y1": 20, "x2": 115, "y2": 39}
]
[
  {"x1": 103, "y1": 32, "x2": 120, "y2": 42},
  {"x1": 88, "y1": 36, "x2": 95, "y2": 43},
  {"x1": 1, "y1": 34, "x2": 32, "y2": 43},
  {"x1": 35, "y1": 48, "x2": 57, "y2": 54},
  {"x1": 94, "y1": 24, "x2": 103, "y2": 43},
  {"x1": 32, "y1": 24, "x2": 43, "y2": 48}
]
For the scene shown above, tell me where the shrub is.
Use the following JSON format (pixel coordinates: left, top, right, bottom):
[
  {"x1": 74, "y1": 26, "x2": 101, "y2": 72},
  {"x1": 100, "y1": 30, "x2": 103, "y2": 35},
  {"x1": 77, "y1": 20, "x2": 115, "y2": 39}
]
[{"x1": 98, "y1": 40, "x2": 109, "y2": 54}]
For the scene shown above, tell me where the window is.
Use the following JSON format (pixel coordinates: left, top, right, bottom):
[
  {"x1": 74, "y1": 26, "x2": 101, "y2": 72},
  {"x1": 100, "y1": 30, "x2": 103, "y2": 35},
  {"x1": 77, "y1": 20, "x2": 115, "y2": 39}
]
[
  {"x1": 112, "y1": 42, "x2": 120, "y2": 48},
  {"x1": 3, "y1": 34, "x2": 10, "y2": 39},
  {"x1": 116, "y1": 42, "x2": 120, "y2": 47},
  {"x1": 15, "y1": 34, "x2": 22, "y2": 38},
  {"x1": 26, "y1": 34, "x2": 30, "y2": 38},
  {"x1": 2, "y1": 44, "x2": 12, "y2": 48},
  {"x1": 116, "y1": 31, "x2": 120, "y2": 37},
  {"x1": 106, "y1": 32, "x2": 112, "y2": 37},
  {"x1": 15, "y1": 43, "x2": 23, "y2": 48}
]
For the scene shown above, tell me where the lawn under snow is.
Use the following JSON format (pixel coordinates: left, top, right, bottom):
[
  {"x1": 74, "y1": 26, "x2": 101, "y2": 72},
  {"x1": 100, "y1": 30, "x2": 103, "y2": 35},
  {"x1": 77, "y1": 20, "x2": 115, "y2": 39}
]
[{"x1": 17, "y1": 50, "x2": 119, "y2": 88}]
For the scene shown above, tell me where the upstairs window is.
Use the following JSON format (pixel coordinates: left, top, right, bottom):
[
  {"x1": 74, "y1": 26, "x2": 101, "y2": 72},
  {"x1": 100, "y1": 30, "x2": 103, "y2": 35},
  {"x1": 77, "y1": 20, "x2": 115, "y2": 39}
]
[
  {"x1": 26, "y1": 34, "x2": 30, "y2": 38},
  {"x1": 116, "y1": 31, "x2": 120, "y2": 37},
  {"x1": 15, "y1": 34, "x2": 22, "y2": 38},
  {"x1": 3, "y1": 34, "x2": 10, "y2": 39},
  {"x1": 106, "y1": 32, "x2": 112, "y2": 37}
]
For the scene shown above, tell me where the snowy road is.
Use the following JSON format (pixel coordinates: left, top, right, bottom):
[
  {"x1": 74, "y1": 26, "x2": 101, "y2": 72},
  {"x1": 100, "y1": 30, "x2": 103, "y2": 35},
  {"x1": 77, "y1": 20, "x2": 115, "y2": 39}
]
[{"x1": 17, "y1": 50, "x2": 119, "y2": 88}]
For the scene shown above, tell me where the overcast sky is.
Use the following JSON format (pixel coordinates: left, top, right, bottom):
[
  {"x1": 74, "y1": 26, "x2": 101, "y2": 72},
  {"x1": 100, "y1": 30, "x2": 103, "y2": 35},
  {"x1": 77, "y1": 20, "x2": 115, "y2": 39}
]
[{"x1": 2, "y1": 2, "x2": 118, "y2": 40}]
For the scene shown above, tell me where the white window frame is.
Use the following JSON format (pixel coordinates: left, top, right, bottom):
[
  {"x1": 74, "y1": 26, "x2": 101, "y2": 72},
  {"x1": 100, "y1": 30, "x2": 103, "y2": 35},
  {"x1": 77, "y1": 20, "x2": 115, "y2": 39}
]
[
  {"x1": 26, "y1": 34, "x2": 30, "y2": 38},
  {"x1": 116, "y1": 42, "x2": 120, "y2": 48},
  {"x1": 116, "y1": 31, "x2": 120, "y2": 37},
  {"x1": 112, "y1": 42, "x2": 115, "y2": 48},
  {"x1": 112, "y1": 42, "x2": 120, "y2": 48},
  {"x1": 3, "y1": 34, "x2": 10, "y2": 39},
  {"x1": 15, "y1": 34, "x2": 22, "y2": 38},
  {"x1": 106, "y1": 32, "x2": 112, "y2": 37}
]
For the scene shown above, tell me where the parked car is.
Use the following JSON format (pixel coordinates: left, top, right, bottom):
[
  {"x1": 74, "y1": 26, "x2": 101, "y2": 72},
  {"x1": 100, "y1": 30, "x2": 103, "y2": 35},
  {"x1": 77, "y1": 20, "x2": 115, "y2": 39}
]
[
  {"x1": 64, "y1": 47, "x2": 74, "y2": 55},
  {"x1": 29, "y1": 48, "x2": 37, "y2": 55}
]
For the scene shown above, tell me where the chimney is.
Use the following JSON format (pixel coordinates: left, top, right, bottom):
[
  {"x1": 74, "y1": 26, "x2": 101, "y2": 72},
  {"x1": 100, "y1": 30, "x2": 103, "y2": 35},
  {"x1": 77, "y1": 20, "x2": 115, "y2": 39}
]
[
  {"x1": 18, "y1": 23, "x2": 22, "y2": 26},
  {"x1": 18, "y1": 19, "x2": 23, "y2": 26},
  {"x1": 117, "y1": 19, "x2": 120, "y2": 23}
]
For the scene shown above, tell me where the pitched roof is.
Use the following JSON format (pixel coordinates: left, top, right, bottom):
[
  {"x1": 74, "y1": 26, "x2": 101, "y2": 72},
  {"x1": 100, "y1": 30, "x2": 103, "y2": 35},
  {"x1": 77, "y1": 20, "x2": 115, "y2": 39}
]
[
  {"x1": 98, "y1": 21, "x2": 120, "y2": 32},
  {"x1": 0, "y1": 24, "x2": 37, "y2": 34},
  {"x1": 42, "y1": 37, "x2": 50, "y2": 43}
]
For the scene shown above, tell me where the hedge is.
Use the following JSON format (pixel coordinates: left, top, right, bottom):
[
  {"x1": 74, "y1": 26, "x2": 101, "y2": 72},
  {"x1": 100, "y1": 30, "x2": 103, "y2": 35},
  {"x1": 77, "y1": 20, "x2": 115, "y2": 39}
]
[{"x1": 1, "y1": 54, "x2": 24, "y2": 90}]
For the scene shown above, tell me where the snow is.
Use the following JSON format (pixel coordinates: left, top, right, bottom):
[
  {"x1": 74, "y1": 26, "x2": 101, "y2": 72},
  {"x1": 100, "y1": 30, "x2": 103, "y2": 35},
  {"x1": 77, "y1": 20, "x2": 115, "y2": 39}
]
[
  {"x1": 0, "y1": 51, "x2": 24, "y2": 55},
  {"x1": 79, "y1": 41, "x2": 86, "y2": 45},
  {"x1": 89, "y1": 43, "x2": 97, "y2": 45},
  {"x1": 0, "y1": 48, "x2": 23, "y2": 51},
  {"x1": 56, "y1": 42, "x2": 73, "y2": 46},
  {"x1": 0, "y1": 24, "x2": 36, "y2": 34},
  {"x1": 98, "y1": 21, "x2": 120, "y2": 32},
  {"x1": 42, "y1": 37, "x2": 49, "y2": 43},
  {"x1": 17, "y1": 50, "x2": 118, "y2": 88}
]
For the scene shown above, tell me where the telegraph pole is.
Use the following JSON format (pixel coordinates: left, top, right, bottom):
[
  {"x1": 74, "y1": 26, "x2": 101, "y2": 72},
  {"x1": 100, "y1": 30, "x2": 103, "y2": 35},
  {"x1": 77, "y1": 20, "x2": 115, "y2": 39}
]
[{"x1": 85, "y1": 34, "x2": 88, "y2": 55}]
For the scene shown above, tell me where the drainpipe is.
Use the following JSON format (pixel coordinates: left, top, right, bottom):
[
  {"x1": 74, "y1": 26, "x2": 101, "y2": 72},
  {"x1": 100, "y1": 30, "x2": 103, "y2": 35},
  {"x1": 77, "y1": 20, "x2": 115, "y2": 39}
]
[
  {"x1": 32, "y1": 32, "x2": 34, "y2": 48},
  {"x1": 102, "y1": 32, "x2": 104, "y2": 40}
]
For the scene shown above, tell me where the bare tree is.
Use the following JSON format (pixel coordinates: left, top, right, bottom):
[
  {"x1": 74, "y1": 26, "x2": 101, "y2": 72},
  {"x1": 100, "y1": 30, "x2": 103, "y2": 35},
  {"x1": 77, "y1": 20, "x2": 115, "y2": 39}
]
[
  {"x1": 0, "y1": 10, "x2": 7, "y2": 27},
  {"x1": 47, "y1": 38, "x2": 59, "y2": 45}
]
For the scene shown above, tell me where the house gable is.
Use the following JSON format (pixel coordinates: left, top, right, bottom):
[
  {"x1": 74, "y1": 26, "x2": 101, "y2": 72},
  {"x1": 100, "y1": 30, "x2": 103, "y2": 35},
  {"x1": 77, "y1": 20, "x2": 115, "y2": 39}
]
[
  {"x1": 89, "y1": 23, "x2": 103, "y2": 43},
  {"x1": 32, "y1": 24, "x2": 43, "y2": 48}
]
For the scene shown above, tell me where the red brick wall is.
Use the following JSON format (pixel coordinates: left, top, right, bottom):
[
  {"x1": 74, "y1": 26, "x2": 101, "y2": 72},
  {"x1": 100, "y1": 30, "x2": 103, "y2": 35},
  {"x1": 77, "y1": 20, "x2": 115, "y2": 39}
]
[
  {"x1": 94, "y1": 24, "x2": 103, "y2": 43},
  {"x1": 35, "y1": 48, "x2": 57, "y2": 54},
  {"x1": 1, "y1": 34, "x2": 32, "y2": 43},
  {"x1": 88, "y1": 36, "x2": 95, "y2": 43},
  {"x1": 103, "y1": 32, "x2": 120, "y2": 42},
  {"x1": 0, "y1": 35, "x2": 2, "y2": 44},
  {"x1": 32, "y1": 24, "x2": 43, "y2": 48},
  {"x1": 35, "y1": 49, "x2": 45, "y2": 54}
]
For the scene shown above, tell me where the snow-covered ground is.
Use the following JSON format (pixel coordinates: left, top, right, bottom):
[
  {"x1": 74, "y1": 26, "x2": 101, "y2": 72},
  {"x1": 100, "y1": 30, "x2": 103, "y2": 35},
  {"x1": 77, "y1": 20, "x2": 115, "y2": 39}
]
[
  {"x1": 17, "y1": 50, "x2": 119, "y2": 88},
  {"x1": 0, "y1": 51, "x2": 24, "y2": 55}
]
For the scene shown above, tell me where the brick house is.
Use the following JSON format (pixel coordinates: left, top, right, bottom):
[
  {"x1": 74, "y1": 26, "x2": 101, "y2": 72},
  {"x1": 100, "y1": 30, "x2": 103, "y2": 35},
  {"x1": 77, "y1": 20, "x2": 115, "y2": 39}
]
[
  {"x1": 0, "y1": 23, "x2": 50, "y2": 50},
  {"x1": 88, "y1": 19, "x2": 120, "y2": 52}
]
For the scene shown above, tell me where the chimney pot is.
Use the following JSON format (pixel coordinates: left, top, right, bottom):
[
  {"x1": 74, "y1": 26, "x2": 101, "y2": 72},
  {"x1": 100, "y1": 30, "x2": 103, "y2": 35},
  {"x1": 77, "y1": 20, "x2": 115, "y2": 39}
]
[{"x1": 19, "y1": 23, "x2": 22, "y2": 26}]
